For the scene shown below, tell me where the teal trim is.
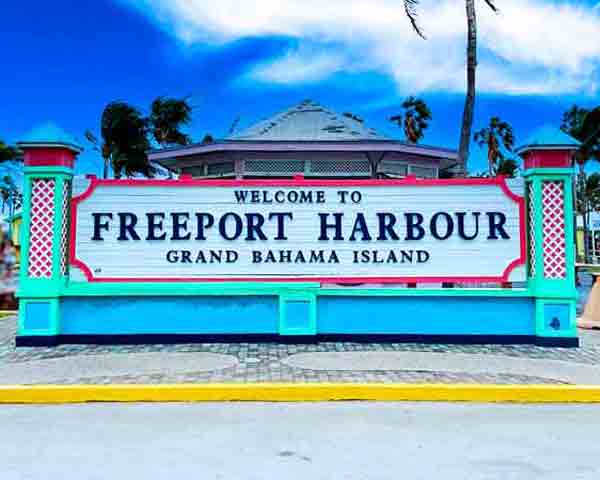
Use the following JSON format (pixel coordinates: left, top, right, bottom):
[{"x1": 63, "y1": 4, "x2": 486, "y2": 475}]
[
  {"x1": 523, "y1": 168, "x2": 574, "y2": 177},
  {"x1": 63, "y1": 281, "x2": 322, "y2": 297},
  {"x1": 51, "y1": 175, "x2": 72, "y2": 282},
  {"x1": 17, "y1": 279, "x2": 64, "y2": 298},
  {"x1": 563, "y1": 177, "x2": 577, "y2": 288},
  {"x1": 58, "y1": 281, "x2": 533, "y2": 298},
  {"x1": 24, "y1": 166, "x2": 74, "y2": 176},
  {"x1": 18, "y1": 175, "x2": 33, "y2": 289},
  {"x1": 51, "y1": 177, "x2": 63, "y2": 279},
  {"x1": 531, "y1": 176, "x2": 545, "y2": 294},
  {"x1": 317, "y1": 287, "x2": 532, "y2": 297}
]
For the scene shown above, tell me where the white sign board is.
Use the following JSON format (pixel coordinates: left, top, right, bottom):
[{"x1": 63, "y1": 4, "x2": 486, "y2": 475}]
[{"x1": 70, "y1": 178, "x2": 525, "y2": 283}]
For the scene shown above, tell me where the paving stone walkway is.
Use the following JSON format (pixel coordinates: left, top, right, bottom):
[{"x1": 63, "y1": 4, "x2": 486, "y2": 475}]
[{"x1": 3, "y1": 316, "x2": 600, "y2": 385}]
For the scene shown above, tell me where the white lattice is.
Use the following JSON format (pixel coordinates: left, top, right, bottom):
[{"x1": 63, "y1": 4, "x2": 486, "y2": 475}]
[
  {"x1": 28, "y1": 179, "x2": 56, "y2": 278},
  {"x1": 310, "y1": 159, "x2": 370, "y2": 174},
  {"x1": 527, "y1": 182, "x2": 537, "y2": 277},
  {"x1": 59, "y1": 180, "x2": 71, "y2": 275},
  {"x1": 245, "y1": 159, "x2": 305, "y2": 174},
  {"x1": 542, "y1": 181, "x2": 566, "y2": 279}
]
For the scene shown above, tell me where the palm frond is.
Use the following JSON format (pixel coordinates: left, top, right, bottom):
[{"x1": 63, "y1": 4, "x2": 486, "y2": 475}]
[
  {"x1": 404, "y1": 0, "x2": 426, "y2": 39},
  {"x1": 484, "y1": 0, "x2": 499, "y2": 13}
]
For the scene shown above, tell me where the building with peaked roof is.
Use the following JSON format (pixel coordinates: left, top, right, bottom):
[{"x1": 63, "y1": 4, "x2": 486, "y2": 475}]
[{"x1": 149, "y1": 99, "x2": 458, "y2": 179}]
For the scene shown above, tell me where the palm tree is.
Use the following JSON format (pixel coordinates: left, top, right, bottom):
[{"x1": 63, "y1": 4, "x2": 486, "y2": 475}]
[
  {"x1": 473, "y1": 117, "x2": 515, "y2": 175},
  {"x1": 403, "y1": 0, "x2": 499, "y2": 175},
  {"x1": 95, "y1": 101, "x2": 153, "y2": 179},
  {"x1": 561, "y1": 105, "x2": 600, "y2": 262},
  {"x1": 561, "y1": 106, "x2": 600, "y2": 169},
  {"x1": 495, "y1": 158, "x2": 518, "y2": 178},
  {"x1": 390, "y1": 96, "x2": 432, "y2": 144},
  {"x1": 149, "y1": 96, "x2": 192, "y2": 147},
  {"x1": 86, "y1": 97, "x2": 193, "y2": 178}
]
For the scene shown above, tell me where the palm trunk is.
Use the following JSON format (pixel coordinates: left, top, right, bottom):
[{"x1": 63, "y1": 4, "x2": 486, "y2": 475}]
[
  {"x1": 103, "y1": 157, "x2": 109, "y2": 179},
  {"x1": 458, "y1": 0, "x2": 477, "y2": 176}
]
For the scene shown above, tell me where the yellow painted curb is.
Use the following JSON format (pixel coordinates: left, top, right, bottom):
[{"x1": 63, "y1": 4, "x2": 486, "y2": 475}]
[{"x1": 2, "y1": 383, "x2": 600, "y2": 404}]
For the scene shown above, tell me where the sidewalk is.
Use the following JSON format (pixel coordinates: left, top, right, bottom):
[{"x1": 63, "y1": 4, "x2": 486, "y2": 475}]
[{"x1": 2, "y1": 316, "x2": 600, "y2": 386}]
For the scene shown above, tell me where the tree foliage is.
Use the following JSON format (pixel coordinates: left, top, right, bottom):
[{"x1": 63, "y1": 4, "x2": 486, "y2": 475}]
[
  {"x1": 0, "y1": 175, "x2": 22, "y2": 216},
  {"x1": 577, "y1": 173, "x2": 600, "y2": 215},
  {"x1": 495, "y1": 158, "x2": 519, "y2": 178},
  {"x1": 0, "y1": 142, "x2": 23, "y2": 219},
  {"x1": 0, "y1": 140, "x2": 21, "y2": 163},
  {"x1": 101, "y1": 102, "x2": 153, "y2": 179},
  {"x1": 390, "y1": 96, "x2": 432, "y2": 144},
  {"x1": 150, "y1": 96, "x2": 192, "y2": 147},
  {"x1": 561, "y1": 104, "x2": 600, "y2": 262},
  {"x1": 561, "y1": 105, "x2": 600, "y2": 166},
  {"x1": 473, "y1": 116, "x2": 515, "y2": 175},
  {"x1": 86, "y1": 96, "x2": 193, "y2": 178}
]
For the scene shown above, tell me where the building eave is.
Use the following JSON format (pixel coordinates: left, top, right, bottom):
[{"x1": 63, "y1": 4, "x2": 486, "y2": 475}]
[{"x1": 149, "y1": 140, "x2": 458, "y2": 169}]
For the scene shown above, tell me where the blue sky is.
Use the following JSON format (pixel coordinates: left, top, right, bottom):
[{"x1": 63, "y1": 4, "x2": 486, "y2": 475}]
[{"x1": 2, "y1": 0, "x2": 600, "y2": 178}]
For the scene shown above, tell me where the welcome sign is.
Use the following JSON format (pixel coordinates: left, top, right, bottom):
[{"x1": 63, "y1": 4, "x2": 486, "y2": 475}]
[{"x1": 70, "y1": 177, "x2": 526, "y2": 283}]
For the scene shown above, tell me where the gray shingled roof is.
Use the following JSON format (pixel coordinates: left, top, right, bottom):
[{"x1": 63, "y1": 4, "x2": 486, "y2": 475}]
[{"x1": 229, "y1": 99, "x2": 389, "y2": 141}]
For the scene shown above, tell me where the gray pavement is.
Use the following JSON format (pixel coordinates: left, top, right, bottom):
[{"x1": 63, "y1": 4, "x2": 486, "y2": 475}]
[
  {"x1": 1, "y1": 271, "x2": 599, "y2": 385},
  {"x1": 4, "y1": 315, "x2": 600, "y2": 384},
  {"x1": 0, "y1": 351, "x2": 238, "y2": 384},
  {"x1": 2, "y1": 402, "x2": 600, "y2": 480},
  {"x1": 283, "y1": 351, "x2": 600, "y2": 384}
]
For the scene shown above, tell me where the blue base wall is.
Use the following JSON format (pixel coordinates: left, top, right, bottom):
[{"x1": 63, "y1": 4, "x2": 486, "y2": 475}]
[
  {"x1": 16, "y1": 294, "x2": 580, "y2": 346},
  {"x1": 318, "y1": 296, "x2": 535, "y2": 335},
  {"x1": 55, "y1": 295, "x2": 536, "y2": 336},
  {"x1": 60, "y1": 296, "x2": 280, "y2": 334}
]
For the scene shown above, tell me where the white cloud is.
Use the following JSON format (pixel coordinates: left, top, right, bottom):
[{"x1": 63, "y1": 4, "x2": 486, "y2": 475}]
[
  {"x1": 121, "y1": 0, "x2": 600, "y2": 95},
  {"x1": 248, "y1": 46, "x2": 347, "y2": 84}
]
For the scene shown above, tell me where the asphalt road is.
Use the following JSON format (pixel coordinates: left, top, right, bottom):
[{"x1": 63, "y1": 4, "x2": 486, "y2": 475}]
[{"x1": 2, "y1": 402, "x2": 599, "y2": 479}]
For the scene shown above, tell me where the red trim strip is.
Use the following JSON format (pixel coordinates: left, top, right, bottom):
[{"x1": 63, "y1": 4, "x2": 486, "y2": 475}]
[
  {"x1": 73, "y1": 175, "x2": 512, "y2": 189},
  {"x1": 69, "y1": 175, "x2": 527, "y2": 284}
]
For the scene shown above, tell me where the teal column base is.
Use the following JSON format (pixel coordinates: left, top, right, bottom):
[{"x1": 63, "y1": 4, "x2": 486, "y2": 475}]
[
  {"x1": 534, "y1": 298, "x2": 578, "y2": 341},
  {"x1": 18, "y1": 298, "x2": 61, "y2": 337},
  {"x1": 279, "y1": 292, "x2": 317, "y2": 336}
]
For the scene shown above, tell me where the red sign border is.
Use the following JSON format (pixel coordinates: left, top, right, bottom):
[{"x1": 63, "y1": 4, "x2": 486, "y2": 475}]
[{"x1": 69, "y1": 175, "x2": 527, "y2": 284}]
